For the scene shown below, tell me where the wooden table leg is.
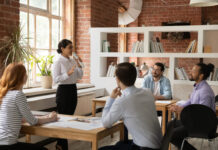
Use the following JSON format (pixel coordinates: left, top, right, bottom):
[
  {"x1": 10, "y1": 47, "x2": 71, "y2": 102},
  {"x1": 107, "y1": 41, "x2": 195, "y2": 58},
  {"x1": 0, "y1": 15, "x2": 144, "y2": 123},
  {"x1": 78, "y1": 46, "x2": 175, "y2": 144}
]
[
  {"x1": 120, "y1": 123, "x2": 124, "y2": 141},
  {"x1": 92, "y1": 137, "x2": 98, "y2": 150},
  {"x1": 25, "y1": 134, "x2": 31, "y2": 143},
  {"x1": 168, "y1": 109, "x2": 172, "y2": 122},
  {"x1": 162, "y1": 108, "x2": 166, "y2": 134},
  {"x1": 92, "y1": 101, "x2": 96, "y2": 117},
  {"x1": 168, "y1": 109, "x2": 172, "y2": 150}
]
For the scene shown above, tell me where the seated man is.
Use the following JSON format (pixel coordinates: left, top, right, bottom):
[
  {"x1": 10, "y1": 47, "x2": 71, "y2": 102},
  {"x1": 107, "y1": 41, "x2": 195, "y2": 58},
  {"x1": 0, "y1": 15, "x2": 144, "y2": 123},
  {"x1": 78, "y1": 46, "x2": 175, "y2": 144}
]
[
  {"x1": 142, "y1": 62, "x2": 172, "y2": 100},
  {"x1": 99, "y1": 62, "x2": 162, "y2": 150},
  {"x1": 169, "y1": 63, "x2": 216, "y2": 150}
]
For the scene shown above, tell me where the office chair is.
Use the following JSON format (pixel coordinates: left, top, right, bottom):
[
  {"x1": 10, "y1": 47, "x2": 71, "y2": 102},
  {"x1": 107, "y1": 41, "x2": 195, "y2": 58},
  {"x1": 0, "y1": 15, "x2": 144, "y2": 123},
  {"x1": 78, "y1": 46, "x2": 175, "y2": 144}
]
[
  {"x1": 160, "y1": 118, "x2": 177, "y2": 150},
  {"x1": 180, "y1": 104, "x2": 218, "y2": 150}
]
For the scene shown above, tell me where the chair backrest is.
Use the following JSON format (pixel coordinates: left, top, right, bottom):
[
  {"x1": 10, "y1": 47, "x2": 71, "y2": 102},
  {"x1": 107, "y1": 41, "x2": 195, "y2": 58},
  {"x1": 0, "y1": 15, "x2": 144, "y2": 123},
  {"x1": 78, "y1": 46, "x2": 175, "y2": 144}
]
[
  {"x1": 160, "y1": 118, "x2": 177, "y2": 150},
  {"x1": 180, "y1": 104, "x2": 218, "y2": 139}
]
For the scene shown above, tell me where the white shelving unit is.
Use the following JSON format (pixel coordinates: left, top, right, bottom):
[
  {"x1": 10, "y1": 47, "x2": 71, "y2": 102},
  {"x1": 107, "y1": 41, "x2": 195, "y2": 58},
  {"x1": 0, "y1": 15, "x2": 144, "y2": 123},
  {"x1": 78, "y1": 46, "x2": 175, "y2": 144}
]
[{"x1": 90, "y1": 25, "x2": 218, "y2": 94}]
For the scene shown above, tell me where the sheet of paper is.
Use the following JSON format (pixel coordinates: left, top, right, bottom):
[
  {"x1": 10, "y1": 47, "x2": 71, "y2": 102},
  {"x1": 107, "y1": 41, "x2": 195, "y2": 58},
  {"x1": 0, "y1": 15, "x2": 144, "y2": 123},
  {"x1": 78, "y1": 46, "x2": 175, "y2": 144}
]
[
  {"x1": 176, "y1": 100, "x2": 187, "y2": 105},
  {"x1": 43, "y1": 117, "x2": 103, "y2": 130},
  {"x1": 155, "y1": 100, "x2": 172, "y2": 104},
  {"x1": 57, "y1": 116, "x2": 76, "y2": 122}
]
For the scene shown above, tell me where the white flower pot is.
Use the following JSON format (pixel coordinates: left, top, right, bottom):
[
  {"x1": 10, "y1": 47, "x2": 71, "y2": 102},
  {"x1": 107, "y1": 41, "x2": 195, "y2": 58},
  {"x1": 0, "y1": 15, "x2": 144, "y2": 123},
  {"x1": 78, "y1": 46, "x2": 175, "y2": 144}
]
[{"x1": 41, "y1": 76, "x2": 52, "y2": 89}]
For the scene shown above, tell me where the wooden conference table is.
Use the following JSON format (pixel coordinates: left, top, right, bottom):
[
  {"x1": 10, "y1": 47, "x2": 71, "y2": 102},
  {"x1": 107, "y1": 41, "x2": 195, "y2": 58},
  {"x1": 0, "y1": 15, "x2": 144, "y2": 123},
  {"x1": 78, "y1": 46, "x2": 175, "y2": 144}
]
[
  {"x1": 92, "y1": 96, "x2": 177, "y2": 134},
  {"x1": 21, "y1": 115, "x2": 124, "y2": 150}
]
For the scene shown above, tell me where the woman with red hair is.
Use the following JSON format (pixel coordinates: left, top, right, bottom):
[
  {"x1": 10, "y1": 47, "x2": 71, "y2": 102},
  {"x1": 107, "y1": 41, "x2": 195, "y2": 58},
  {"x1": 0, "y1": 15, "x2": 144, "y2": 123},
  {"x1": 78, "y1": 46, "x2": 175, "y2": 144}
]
[{"x1": 0, "y1": 63, "x2": 58, "y2": 150}]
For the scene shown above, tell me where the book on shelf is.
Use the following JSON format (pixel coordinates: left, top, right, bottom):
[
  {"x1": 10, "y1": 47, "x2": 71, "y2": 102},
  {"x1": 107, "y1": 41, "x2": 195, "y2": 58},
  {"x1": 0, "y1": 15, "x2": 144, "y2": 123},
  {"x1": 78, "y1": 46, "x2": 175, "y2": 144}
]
[
  {"x1": 131, "y1": 40, "x2": 144, "y2": 53},
  {"x1": 175, "y1": 67, "x2": 189, "y2": 80},
  {"x1": 209, "y1": 68, "x2": 218, "y2": 81},
  {"x1": 102, "y1": 40, "x2": 110, "y2": 52},
  {"x1": 150, "y1": 37, "x2": 164, "y2": 53},
  {"x1": 185, "y1": 40, "x2": 197, "y2": 53},
  {"x1": 106, "y1": 62, "x2": 116, "y2": 77},
  {"x1": 163, "y1": 67, "x2": 169, "y2": 78}
]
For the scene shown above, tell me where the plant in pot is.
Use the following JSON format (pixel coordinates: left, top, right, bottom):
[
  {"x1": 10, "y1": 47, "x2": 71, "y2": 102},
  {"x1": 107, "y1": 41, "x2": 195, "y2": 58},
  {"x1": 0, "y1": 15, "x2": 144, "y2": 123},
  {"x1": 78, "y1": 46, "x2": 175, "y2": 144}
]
[
  {"x1": 0, "y1": 25, "x2": 33, "y2": 76},
  {"x1": 32, "y1": 55, "x2": 54, "y2": 89}
]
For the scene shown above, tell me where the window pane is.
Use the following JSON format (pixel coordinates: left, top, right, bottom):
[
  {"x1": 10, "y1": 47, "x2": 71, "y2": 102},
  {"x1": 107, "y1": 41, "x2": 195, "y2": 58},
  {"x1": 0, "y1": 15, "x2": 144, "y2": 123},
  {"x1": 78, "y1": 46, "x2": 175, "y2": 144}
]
[
  {"x1": 20, "y1": 0, "x2": 27, "y2": 5},
  {"x1": 52, "y1": 19, "x2": 59, "y2": 49},
  {"x1": 52, "y1": 0, "x2": 59, "y2": 16},
  {"x1": 29, "y1": 0, "x2": 47, "y2": 10},
  {"x1": 20, "y1": 11, "x2": 27, "y2": 45},
  {"x1": 60, "y1": 0, "x2": 62, "y2": 16},
  {"x1": 60, "y1": 20, "x2": 63, "y2": 40},
  {"x1": 35, "y1": 50, "x2": 49, "y2": 82},
  {"x1": 29, "y1": 13, "x2": 34, "y2": 47},
  {"x1": 36, "y1": 16, "x2": 49, "y2": 49}
]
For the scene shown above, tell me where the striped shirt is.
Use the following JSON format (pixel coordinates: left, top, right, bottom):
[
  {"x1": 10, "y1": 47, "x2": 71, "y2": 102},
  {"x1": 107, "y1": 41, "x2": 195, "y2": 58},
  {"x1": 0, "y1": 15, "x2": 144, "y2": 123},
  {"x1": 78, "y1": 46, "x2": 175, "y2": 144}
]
[{"x1": 0, "y1": 90, "x2": 38, "y2": 145}]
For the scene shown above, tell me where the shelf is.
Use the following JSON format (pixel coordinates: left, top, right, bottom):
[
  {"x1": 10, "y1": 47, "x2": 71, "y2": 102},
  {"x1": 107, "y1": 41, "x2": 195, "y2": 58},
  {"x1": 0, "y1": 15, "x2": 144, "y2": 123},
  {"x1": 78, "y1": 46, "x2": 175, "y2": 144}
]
[
  {"x1": 173, "y1": 80, "x2": 218, "y2": 86},
  {"x1": 91, "y1": 25, "x2": 218, "y2": 97},
  {"x1": 90, "y1": 25, "x2": 218, "y2": 33},
  {"x1": 99, "y1": 52, "x2": 218, "y2": 58}
]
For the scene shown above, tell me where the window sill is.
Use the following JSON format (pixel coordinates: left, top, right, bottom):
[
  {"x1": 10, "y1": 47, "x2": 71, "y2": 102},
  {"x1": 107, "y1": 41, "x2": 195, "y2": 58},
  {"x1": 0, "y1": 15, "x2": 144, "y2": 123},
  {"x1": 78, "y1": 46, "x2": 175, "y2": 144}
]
[{"x1": 23, "y1": 83, "x2": 95, "y2": 97}]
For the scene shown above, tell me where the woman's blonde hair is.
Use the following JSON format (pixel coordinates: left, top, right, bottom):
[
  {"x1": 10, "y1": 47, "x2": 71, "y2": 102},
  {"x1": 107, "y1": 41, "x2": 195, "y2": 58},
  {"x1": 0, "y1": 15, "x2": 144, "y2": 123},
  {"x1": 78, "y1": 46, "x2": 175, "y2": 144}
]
[{"x1": 0, "y1": 63, "x2": 27, "y2": 104}]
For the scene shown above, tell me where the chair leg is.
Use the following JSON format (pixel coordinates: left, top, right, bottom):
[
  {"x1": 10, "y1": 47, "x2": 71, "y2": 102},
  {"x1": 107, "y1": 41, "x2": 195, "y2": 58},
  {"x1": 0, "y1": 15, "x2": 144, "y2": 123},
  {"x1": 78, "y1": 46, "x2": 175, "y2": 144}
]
[{"x1": 180, "y1": 138, "x2": 187, "y2": 150}]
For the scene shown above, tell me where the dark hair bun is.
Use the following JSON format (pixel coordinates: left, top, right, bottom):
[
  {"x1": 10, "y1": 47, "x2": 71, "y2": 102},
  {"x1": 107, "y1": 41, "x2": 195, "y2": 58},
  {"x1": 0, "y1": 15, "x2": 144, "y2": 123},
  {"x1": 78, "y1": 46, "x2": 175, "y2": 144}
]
[
  {"x1": 57, "y1": 39, "x2": 73, "y2": 54},
  {"x1": 207, "y1": 63, "x2": 214, "y2": 73},
  {"x1": 57, "y1": 48, "x2": 62, "y2": 54}
]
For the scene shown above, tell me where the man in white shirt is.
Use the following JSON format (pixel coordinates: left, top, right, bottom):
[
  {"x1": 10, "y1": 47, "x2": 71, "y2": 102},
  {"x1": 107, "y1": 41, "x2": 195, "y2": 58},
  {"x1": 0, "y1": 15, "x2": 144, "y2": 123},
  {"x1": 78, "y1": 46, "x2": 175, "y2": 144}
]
[{"x1": 99, "y1": 62, "x2": 162, "y2": 150}]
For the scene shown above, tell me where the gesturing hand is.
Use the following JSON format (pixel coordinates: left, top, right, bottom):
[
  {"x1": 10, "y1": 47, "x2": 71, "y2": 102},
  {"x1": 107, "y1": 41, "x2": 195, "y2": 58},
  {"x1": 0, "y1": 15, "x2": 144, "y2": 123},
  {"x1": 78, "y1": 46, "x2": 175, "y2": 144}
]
[{"x1": 68, "y1": 65, "x2": 76, "y2": 76}]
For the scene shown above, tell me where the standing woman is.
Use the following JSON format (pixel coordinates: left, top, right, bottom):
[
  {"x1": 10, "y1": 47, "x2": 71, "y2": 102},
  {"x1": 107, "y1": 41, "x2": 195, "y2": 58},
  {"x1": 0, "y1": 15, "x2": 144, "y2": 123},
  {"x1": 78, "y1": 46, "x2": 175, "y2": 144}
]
[
  {"x1": 52, "y1": 39, "x2": 83, "y2": 150},
  {"x1": 0, "y1": 63, "x2": 58, "y2": 150}
]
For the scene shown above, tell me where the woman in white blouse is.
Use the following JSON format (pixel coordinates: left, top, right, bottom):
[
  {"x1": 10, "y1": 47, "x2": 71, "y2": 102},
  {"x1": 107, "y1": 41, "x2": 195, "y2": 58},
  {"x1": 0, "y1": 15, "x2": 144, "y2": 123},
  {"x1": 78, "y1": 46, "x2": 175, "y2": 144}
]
[
  {"x1": 52, "y1": 39, "x2": 83, "y2": 150},
  {"x1": 0, "y1": 63, "x2": 58, "y2": 150}
]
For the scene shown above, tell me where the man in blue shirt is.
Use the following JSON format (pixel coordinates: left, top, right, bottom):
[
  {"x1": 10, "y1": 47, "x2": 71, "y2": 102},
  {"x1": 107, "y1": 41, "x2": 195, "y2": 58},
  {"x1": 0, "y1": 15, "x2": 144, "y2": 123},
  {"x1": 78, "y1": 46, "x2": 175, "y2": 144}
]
[
  {"x1": 99, "y1": 62, "x2": 162, "y2": 150},
  {"x1": 142, "y1": 62, "x2": 172, "y2": 100}
]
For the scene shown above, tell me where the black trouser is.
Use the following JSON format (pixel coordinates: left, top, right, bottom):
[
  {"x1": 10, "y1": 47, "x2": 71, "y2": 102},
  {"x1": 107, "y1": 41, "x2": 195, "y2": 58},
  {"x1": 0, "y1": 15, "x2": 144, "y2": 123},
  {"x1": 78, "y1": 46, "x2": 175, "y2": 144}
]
[
  {"x1": 56, "y1": 84, "x2": 78, "y2": 150},
  {"x1": 0, "y1": 142, "x2": 47, "y2": 150},
  {"x1": 99, "y1": 140, "x2": 160, "y2": 150},
  {"x1": 169, "y1": 120, "x2": 197, "y2": 150}
]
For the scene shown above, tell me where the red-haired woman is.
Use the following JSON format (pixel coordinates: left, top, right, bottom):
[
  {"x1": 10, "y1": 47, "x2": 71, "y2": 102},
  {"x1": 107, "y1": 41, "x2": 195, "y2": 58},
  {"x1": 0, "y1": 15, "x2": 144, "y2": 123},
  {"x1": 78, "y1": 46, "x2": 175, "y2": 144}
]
[{"x1": 0, "y1": 63, "x2": 58, "y2": 150}]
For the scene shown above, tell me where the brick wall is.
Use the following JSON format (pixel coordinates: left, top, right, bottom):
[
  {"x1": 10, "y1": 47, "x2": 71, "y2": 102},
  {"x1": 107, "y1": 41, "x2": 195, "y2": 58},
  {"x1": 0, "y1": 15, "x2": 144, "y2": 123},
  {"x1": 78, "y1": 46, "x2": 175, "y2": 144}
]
[
  {"x1": 119, "y1": 0, "x2": 202, "y2": 77},
  {"x1": 0, "y1": 0, "x2": 19, "y2": 38},
  {"x1": 91, "y1": 0, "x2": 118, "y2": 77},
  {"x1": 75, "y1": 0, "x2": 91, "y2": 83},
  {"x1": 0, "y1": 0, "x2": 19, "y2": 76},
  {"x1": 202, "y1": 5, "x2": 218, "y2": 24}
]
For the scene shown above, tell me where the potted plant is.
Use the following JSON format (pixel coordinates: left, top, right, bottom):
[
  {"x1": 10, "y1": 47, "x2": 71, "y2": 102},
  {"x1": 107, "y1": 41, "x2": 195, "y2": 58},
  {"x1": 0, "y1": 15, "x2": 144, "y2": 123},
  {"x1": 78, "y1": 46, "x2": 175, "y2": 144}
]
[
  {"x1": 0, "y1": 25, "x2": 33, "y2": 76},
  {"x1": 31, "y1": 55, "x2": 54, "y2": 89}
]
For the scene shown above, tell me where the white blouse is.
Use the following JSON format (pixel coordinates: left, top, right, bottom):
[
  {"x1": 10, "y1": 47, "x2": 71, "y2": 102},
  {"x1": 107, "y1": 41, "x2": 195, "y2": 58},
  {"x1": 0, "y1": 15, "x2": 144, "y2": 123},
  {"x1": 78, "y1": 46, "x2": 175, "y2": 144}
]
[{"x1": 52, "y1": 55, "x2": 83, "y2": 85}]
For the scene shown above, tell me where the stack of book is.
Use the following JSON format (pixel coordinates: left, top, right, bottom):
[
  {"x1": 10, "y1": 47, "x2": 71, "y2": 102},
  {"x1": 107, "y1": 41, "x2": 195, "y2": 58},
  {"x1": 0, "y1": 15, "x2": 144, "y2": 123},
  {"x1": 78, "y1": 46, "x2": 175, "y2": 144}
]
[
  {"x1": 106, "y1": 62, "x2": 116, "y2": 77},
  {"x1": 209, "y1": 68, "x2": 218, "y2": 81},
  {"x1": 175, "y1": 67, "x2": 189, "y2": 80},
  {"x1": 150, "y1": 37, "x2": 164, "y2": 53},
  {"x1": 185, "y1": 40, "x2": 197, "y2": 53},
  {"x1": 102, "y1": 40, "x2": 110, "y2": 52},
  {"x1": 131, "y1": 40, "x2": 144, "y2": 53}
]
